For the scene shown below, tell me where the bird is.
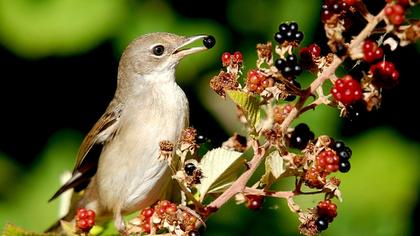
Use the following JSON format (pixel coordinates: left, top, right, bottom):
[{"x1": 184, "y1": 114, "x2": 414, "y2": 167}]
[{"x1": 47, "y1": 32, "x2": 215, "y2": 233}]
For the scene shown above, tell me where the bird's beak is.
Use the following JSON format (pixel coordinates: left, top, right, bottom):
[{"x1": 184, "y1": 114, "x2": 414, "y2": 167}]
[{"x1": 173, "y1": 35, "x2": 209, "y2": 58}]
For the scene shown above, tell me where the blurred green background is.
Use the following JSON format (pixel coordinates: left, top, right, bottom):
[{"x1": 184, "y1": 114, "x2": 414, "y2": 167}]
[{"x1": 0, "y1": 0, "x2": 419, "y2": 235}]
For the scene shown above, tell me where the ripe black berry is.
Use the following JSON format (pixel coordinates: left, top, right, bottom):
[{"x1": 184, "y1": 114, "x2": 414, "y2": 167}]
[
  {"x1": 275, "y1": 58, "x2": 287, "y2": 70},
  {"x1": 316, "y1": 217, "x2": 329, "y2": 231},
  {"x1": 203, "y1": 35, "x2": 216, "y2": 49},
  {"x1": 339, "y1": 160, "x2": 351, "y2": 173},
  {"x1": 338, "y1": 149, "x2": 351, "y2": 160},
  {"x1": 293, "y1": 65, "x2": 303, "y2": 75},
  {"x1": 332, "y1": 141, "x2": 345, "y2": 152},
  {"x1": 287, "y1": 54, "x2": 297, "y2": 63},
  {"x1": 294, "y1": 31, "x2": 304, "y2": 42},
  {"x1": 279, "y1": 23, "x2": 289, "y2": 33},
  {"x1": 346, "y1": 101, "x2": 367, "y2": 122},
  {"x1": 274, "y1": 32, "x2": 285, "y2": 44},
  {"x1": 282, "y1": 66, "x2": 294, "y2": 77},
  {"x1": 289, "y1": 123, "x2": 314, "y2": 149},
  {"x1": 184, "y1": 163, "x2": 197, "y2": 176},
  {"x1": 289, "y1": 22, "x2": 299, "y2": 32},
  {"x1": 188, "y1": 230, "x2": 200, "y2": 236}
]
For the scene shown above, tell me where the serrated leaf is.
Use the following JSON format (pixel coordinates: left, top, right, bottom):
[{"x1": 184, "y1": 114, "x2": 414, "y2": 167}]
[
  {"x1": 226, "y1": 90, "x2": 260, "y2": 127},
  {"x1": 196, "y1": 148, "x2": 245, "y2": 201},
  {"x1": 2, "y1": 224, "x2": 56, "y2": 236},
  {"x1": 260, "y1": 151, "x2": 285, "y2": 186}
]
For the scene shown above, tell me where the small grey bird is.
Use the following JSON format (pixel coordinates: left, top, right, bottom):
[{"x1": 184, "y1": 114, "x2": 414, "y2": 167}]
[{"x1": 48, "y1": 32, "x2": 215, "y2": 233}]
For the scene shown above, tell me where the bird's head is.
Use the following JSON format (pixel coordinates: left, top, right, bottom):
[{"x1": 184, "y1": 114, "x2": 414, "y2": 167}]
[{"x1": 117, "y1": 32, "x2": 215, "y2": 88}]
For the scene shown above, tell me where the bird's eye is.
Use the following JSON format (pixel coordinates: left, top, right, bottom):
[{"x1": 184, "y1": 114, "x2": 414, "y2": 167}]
[{"x1": 152, "y1": 45, "x2": 165, "y2": 56}]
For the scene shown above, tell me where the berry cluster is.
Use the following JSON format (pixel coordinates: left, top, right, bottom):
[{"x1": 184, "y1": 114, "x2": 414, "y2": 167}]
[
  {"x1": 316, "y1": 200, "x2": 338, "y2": 231},
  {"x1": 274, "y1": 22, "x2": 304, "y2": 45},
  {"x1": 275, "y1": 54, "x2": 303, "y2": 79},
  {"x1": 320, "y1": 0, "x2": 354, "y2": 23},
  {"x1": 370, "y1": 61, "x2": 399, "y2": 88},
  {"x1": 246, "y1": 69, "x2": 274, "y2": 94},
  {"x1": 140, "y1": 207, "x2": 154, "y2": 233},
  {"x1": 299, "y1": 43, "x2": 322, "y2": 70},
  {"x1": 330, "y1": 141, "x2": 352, "y2": 173},
  {"x1": 385, "y1": 3, "x2": 406, "y2": 26},
  {"x1": 289, "y1": 123, "x2": 315, "y2": 150},
  {"x1": 245, "y1": 195, "x2": 265, "y2": 211},
  {"x1": 138, "y1": 200, "x2": 200, "y2": 235},
  {"x1": 363, "y1": 40, "x2": 384, "y2": 63},
  {"x1": 221, "y1": 51, "x2": 243, "y2": 67},
  {"x1": 316, "y1": 150, "x2": 340, "y2": 173},
  {"x1": 76, "y1": 208, "x2": 96, "y2": 233},
  {"x1": 331, "y1": 75, "x2": 363, "y2": 105}
]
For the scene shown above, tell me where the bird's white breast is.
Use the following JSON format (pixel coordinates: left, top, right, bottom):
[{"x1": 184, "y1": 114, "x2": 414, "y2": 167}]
[{"x1": 96, "y1": 79, "x2": 188, "y2": 213}]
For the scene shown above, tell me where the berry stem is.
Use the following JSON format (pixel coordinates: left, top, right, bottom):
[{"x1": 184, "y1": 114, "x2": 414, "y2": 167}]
[{"x1": 207, "y1": 140, "x2": 269, "y2": 209}]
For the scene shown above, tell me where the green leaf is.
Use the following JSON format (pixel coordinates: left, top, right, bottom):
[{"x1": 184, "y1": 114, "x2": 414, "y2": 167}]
[
  {"x1": 196, "y1": 148, "x2": 245, "y2": 201},
  {"x1": 1, "y1": 224, "x2": 56, "y2": 236},
  {"x1": 260, "y1": 151, "x2": 285, "y2": 186},
  {"x1": 226, "y1": 90, "x2": 260, "y2": 128}
]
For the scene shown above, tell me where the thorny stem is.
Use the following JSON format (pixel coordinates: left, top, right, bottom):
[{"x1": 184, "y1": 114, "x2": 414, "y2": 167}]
[{"x1": 206, "y1": 8, "x2": 387, "y2": 214}]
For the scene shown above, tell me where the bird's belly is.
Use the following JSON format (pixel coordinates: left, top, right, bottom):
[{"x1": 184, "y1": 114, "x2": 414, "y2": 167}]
[{"x1": 96, "y1": 108, "x2": 186, "y2": 213}]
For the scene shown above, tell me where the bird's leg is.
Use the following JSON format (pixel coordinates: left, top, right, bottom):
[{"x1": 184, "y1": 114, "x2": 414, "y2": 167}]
[{"x1": 114, "y1": 209, "x2": 126, "y2": 235}]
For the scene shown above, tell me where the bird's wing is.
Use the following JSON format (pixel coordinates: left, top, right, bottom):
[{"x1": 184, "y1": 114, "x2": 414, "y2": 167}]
[{"x1": 49, "y1": 103, "x2": 124, "y2": 201}]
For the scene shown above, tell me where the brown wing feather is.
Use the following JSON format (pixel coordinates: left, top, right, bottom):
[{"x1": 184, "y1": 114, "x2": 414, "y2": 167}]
[{"x1": 49, "y1": 104, "x2": 123, "y2": 202}]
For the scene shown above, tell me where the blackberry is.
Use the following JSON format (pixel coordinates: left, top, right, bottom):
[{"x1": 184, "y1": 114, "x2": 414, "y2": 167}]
[
  {"x1": 184, "y1": 163, "x2": 197, "y2": 176},
  {"x1": 203, "y1": 35, "x2": 216, "y2": 49},
  {"x1": 277, "y1": 53, "x2": 302, "y2": 79},
  {"x1": 289, "y1": 22, "x2": 299, "y2": 32},
  {"x1": 338, "y1": 149, "x2": 351, "y2": 160},
  {"x1": 275, "y1": 58, "x2": 287, "y2": 71},
  {"x1": 316, "y1": 216, "x2": 329, "y2": 231},
  {"x1": 346, "y1": 100, "x2": 367, "y2": 122},
  {"x1": 289, "y1": 123, "x2": 315, "y2": 149},
  {"x1": 274, "y1": 22, "x2": 304, "y2": 44},
  {"x1": 339, "y1": 160, "x2": 351, "y2": 173},
  {"x1": 188, "y1": 230, "x2": 200, "y2": 236},
  {"x1": 332, "y1": 141, "x2": 345, "y2": 152},
  {"x1": 274, "y1": 32, "x2": 285, "y2": 44}
]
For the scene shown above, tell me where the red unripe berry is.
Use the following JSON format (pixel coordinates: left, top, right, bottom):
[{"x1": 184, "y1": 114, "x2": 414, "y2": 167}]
[
  {"x1": 141, "y1": 207, "x2": 154, "y2": 219},
  {"x1": 308, "y1": 43, "x2": 321, "y2": 58},
  {"x1": 363, "y1": 40, "x2": 376, "y2": 53},
  {"x1": 397, "y1": 0, "x2": 410, "y2": 7},
  {"x1": 245, "y1": 195, "x2": 264, "y2": 211},
  {"x1": 343, "y1": 0, "x2": 357, "y2": 5},
  {"x1": 76, "y1": 208, "x2": 96, "y2": 232},
  {"x1": 233, "y1": 51, "x2": 243, "y2": 63},
  {"x1": 316, "y1": 150, "x2": 340, "y2": 173},
  {"x1": 221, "y1": 52, "x2": 231, "y2": 66},
  {"x1": 385, "y1": 4, "x2": 405, "y2": 26},
  {"x1": 390, "y1": 13, "x2": 405, "y2": 26},
  {"x1": 142, "y1": 222, "x2": 151, "y2": 233},
  {"x1": 284, "y1": 104, "x2": 293, "y2": 114},
  {"x1": 317, "y1": 200, "x2": 338, "y2": 220},
  {"x1": 165, "y1": 203, "x2": 177, "y2": 214},
  {"x1": 331, "y1": 75, "x2": 363, "y2": 105},
  {"x1": 160, "y1": 200, "x2": 171, "y2": 208}
]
